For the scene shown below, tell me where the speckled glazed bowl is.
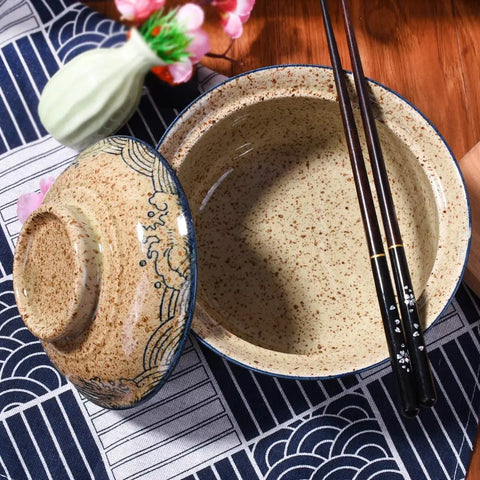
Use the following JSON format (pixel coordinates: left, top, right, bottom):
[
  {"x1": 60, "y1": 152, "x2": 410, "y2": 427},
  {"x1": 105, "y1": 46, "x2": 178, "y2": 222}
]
[
  {"x1": 13, "y1": 137, "x2": 197, "y2": 408},
  {"x1": 159, "y1": 65, "x2": 470, "y2": 378}
]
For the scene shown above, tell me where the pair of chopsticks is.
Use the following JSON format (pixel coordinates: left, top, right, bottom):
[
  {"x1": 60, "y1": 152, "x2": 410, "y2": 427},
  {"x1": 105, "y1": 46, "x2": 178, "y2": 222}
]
[{"x1": 320, "y1": 0, "x2": 436, "y2": 417}]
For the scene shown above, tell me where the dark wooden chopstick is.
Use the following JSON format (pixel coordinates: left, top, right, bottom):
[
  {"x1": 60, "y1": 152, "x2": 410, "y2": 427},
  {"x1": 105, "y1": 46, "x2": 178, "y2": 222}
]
[
  {"x1": 320, "y1": 0, "x2": 419, "y2": 417},
  {"x1": 339, "y1": 0, "x2": 436, "y2": 407}
]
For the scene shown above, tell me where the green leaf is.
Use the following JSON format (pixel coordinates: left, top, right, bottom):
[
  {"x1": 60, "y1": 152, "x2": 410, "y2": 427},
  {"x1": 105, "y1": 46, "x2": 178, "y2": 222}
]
[{"x1": 140, "y1": 9, "x2": 192, "y2": 64}]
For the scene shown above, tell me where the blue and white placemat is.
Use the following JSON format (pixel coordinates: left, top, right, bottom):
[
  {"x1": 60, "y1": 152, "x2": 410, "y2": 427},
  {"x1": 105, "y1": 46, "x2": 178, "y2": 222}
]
[{"x1": 1, "y1": 2, "x2": 480, "y2": 479}]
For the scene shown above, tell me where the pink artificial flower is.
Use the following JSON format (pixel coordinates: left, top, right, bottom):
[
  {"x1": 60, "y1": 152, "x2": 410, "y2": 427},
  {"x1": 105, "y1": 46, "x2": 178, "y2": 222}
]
[
  {"x1": 167, "y1": 3, "x2": 210, "y2": 84},
  {"x1": 17, "y1": 177, "x2": 55, "y2": 224},
  {"x1": 115, "y1": 0, "x2": 166, "y2": 24},
  {"x1": 212, "y1": 0, "x2": 255, "y2": 39}
]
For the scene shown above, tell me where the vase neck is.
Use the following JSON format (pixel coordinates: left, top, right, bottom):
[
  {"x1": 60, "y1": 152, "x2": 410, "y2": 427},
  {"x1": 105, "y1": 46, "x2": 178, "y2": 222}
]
[{"x1": 123, "y1": 28, "x2": 165, "y2": 72}]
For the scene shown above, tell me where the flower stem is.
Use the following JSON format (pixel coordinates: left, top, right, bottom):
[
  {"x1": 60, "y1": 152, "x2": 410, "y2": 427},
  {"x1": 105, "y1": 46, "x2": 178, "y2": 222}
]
[{"x1": 206, "y1": 39, "x2": 236, "y2": 62}]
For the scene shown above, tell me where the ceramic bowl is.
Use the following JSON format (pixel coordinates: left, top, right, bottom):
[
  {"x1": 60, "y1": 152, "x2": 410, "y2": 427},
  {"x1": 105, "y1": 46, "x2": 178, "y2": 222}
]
[
  {"x1": 13, "y1": 137, "x2": 197, "y2": 408},
  {"x1": 159, "y1": 65, "x2": 470, "y2": 378}
]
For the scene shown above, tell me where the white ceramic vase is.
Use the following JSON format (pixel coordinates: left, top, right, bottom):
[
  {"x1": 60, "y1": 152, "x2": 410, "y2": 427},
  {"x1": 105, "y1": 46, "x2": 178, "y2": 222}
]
[{"x1": 38, "y1": 28, "x2": 162, "y2": 151}]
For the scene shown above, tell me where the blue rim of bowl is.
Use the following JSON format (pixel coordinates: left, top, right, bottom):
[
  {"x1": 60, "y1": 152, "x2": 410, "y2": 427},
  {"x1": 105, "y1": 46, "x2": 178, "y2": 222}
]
[{"x1": 156, "y1": 64, "x2": 472, "y2": 381}]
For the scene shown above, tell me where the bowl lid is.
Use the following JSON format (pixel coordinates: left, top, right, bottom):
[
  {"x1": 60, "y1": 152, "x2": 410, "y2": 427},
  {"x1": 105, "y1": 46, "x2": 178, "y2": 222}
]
[{"x1": 13, "y1": 136, "x2": 197, "y2": 409}]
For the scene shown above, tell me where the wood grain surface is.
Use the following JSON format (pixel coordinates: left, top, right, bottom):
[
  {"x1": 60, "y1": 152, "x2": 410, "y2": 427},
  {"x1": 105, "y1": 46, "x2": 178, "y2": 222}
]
[{"x1": 85, "y1": 1, "x2": 480, "y2": 477}]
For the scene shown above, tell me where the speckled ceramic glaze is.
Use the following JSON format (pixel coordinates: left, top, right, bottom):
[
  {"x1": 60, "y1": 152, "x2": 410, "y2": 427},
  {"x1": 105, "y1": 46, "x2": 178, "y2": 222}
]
[
  {"x1": 159, "y1": 65, "x2": 470, "y2": 378},
  {"x1": 13, "y1": 136, "x2": 196, "y2": 408}
]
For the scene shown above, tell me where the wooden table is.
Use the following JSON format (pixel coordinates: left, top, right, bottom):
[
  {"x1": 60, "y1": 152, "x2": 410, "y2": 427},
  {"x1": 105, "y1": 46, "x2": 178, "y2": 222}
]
[{"x1": 86, "y1": 1, "x2": 480, "y2": 477}]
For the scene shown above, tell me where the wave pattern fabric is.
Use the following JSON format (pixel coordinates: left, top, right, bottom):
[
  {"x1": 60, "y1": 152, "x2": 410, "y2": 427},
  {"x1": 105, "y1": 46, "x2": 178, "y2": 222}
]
[{"x1": 1, "y1": 1, "x2": 480, "y2": 479}]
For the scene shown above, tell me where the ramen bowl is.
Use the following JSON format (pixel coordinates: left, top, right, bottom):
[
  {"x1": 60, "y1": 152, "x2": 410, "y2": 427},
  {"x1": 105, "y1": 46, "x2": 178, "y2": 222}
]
[{"x1": 159, "y1": 65, "x2": 470, "y2": 378}]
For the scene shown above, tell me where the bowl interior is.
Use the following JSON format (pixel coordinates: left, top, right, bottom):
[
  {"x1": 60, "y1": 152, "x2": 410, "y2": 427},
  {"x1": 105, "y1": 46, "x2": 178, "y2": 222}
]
[{"x1": 160, "y1": 66, "x2": 469, "y2": 377}]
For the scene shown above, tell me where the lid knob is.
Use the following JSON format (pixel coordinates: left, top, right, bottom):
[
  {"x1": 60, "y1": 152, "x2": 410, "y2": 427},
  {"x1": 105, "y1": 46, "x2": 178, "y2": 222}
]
[{"x1": 13, "y1": 204, "x2": 101, "y2": 342}]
